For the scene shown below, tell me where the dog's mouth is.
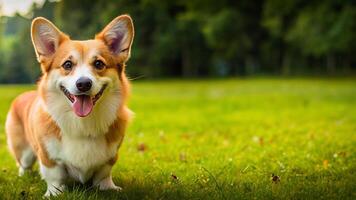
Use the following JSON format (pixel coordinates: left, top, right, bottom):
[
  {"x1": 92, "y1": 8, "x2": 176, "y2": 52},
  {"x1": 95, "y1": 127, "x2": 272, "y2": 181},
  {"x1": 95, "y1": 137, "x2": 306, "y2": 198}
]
[{"x1": 60, "y1": 84, "x2": 107, "y2": 117}]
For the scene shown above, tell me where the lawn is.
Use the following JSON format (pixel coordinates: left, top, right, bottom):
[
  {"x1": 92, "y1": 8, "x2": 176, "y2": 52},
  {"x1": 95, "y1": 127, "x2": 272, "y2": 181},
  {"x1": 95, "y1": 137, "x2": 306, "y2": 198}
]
[{"x1": 0, "y1": 78, "x2": 355, "y2": 199}]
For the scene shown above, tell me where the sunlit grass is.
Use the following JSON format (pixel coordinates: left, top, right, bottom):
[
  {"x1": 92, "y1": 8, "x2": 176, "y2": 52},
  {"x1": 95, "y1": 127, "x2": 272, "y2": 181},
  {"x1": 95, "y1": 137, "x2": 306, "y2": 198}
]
[{"x1": 0, "y1": 78, "x2": 355, "y2": 199}]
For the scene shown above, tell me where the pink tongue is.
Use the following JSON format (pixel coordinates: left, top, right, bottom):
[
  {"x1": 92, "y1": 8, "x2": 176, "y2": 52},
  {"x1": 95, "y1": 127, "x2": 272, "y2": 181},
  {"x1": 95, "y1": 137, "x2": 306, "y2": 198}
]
[{"x1": 73, "y1": 95, "x2": 93, "y2": 117}]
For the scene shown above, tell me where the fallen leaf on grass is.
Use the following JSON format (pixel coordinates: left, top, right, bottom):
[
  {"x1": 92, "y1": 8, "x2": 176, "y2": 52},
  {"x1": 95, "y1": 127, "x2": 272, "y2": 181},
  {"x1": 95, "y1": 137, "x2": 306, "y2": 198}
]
[
  {"x1": 20, "y1": 190, "x2": 26, "y2": 197},
  {"x1": 338, "y1": 151, "x2": 347, "y2": 157},
  {"x1": 179, "y1": 152, "x2": 187, "y2": 162},
  {"x1": 171, "y1": 173, "x2": 179, "y2": 182},
  {"x1": 252, "y1": 136, "x2": 264, "y2": 146},
  {"x1": 181, "y1": 133, "x2": 191, "y2": 140},
  {"x1": 271, "y1": 174, "x2": 280, "y2": 183},
  {"x1": 159, "y1": 130, "x2": 166, "y2": 142},
  {"x1": 137, "y1": 143, "x2": 148, "y2": 152},
  {"x1": 334, "y1": 151, "x2": 347, "y2": 158},
  {"x1": 323, "y1": 160, "x2": 329, "y2": 169}
]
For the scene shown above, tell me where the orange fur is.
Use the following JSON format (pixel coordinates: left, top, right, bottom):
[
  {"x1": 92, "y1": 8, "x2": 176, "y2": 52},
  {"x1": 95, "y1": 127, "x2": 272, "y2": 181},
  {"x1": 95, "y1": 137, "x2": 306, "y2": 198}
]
[{"x1": 6, "y1": 15, "x2": 133, "y2": 172}]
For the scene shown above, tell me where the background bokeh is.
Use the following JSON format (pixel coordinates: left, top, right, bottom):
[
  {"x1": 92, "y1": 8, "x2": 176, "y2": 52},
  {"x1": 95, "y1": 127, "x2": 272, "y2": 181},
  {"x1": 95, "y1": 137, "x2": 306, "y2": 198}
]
[
  {"x1": 0, "y1": 1, "x2": 355, "y2": 199},
  {"x1": 0, "y1": 0, "x2": 355, "y2": 83}
]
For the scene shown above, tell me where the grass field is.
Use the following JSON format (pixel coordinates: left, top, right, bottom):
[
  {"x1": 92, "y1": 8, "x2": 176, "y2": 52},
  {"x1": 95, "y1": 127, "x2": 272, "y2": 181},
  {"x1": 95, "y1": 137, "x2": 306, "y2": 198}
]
[{"x1": 0, "y1": 78, "x2": 355, "y2": 199}]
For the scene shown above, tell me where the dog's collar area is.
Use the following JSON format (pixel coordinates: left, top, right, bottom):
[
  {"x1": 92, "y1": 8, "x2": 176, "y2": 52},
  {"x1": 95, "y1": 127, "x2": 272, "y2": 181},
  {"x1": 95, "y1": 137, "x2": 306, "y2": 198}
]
[{"x1": 60, "y1": 84, "x2": 108, "y2": 104}]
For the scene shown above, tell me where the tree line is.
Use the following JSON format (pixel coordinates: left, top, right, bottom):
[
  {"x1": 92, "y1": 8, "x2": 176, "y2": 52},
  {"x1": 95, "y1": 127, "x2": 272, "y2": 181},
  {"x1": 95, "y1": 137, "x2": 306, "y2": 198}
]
[{"x1": 0, "y1": 0, "x2": 355, "y2": 83}]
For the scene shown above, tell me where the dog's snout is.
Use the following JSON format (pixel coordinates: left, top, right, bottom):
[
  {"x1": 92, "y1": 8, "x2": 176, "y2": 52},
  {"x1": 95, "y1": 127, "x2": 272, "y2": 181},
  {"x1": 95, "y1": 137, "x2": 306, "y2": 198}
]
[{"x1": 76, "y1": 77, "x2": 92, "y2": 92}]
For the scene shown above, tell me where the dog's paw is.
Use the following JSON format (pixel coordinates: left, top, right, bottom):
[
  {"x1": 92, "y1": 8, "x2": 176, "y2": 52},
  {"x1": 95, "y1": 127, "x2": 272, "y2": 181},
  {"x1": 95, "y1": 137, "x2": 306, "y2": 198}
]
[
  {"x1": 101, "y1": 184, "x2": 122, "y2": 192},
  {"x1": 19, "y1": 167, "x2": 33, "y2": 176},
  {"x1": 97, "y1": 177, "x2": 122, "y2": 191},
  {"x1": 18, "y1": 167, "x2": 25, "y2": 177},
  {"x1": 44, "y1": 184, "x2": 65, "y2": 198}
]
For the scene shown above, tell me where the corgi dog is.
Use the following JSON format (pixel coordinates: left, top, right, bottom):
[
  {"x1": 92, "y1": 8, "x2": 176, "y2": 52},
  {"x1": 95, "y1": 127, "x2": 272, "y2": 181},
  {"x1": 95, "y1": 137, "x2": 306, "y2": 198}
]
[{"x1": 5, "y1": 15, "x2": 134, "y2": 197}]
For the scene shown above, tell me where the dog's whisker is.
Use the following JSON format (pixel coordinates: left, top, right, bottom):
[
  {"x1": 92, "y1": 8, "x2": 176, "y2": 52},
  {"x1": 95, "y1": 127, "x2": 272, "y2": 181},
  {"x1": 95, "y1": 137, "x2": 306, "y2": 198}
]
[{"x1": 128, "y1": 74, "x2": 146, "y2": 81}]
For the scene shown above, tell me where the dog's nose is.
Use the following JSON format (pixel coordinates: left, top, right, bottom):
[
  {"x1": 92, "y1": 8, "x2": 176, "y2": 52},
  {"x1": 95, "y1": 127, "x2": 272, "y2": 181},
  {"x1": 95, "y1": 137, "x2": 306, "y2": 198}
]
[{"x1": 76, "y1": 77, "x2": 92, "y2": 92}]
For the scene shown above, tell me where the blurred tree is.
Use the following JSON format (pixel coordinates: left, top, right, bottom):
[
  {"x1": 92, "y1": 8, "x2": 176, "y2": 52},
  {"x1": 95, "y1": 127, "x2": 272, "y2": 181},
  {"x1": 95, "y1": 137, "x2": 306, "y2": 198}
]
[
  {"x1": 55, "y1": 0, "x2": 93, "y2": 39},
  {"x1": 1, "y1": 37, "x2": 31, "y2": 83},
  {"x1": 0, "y1": 5, "x2": 3, "y2": 80},
  {"x1": 176, "y1": 14, "x2": 211, "y2": 77},
  {"x1": 286, "y1": 0, "x2": 356, "y2": 73},
  {"x1": 0, "y1": 14, "x2": 31, "y2": 83},
  {"x1": 0, "y1": 0, "x2": 355, "y2": 83},
  {"x1": 262, "y1": 0, "x2": 306, "y2": 74},
  {"x1": 202, "y1": 0, "x2": 266, "y2": 75}
]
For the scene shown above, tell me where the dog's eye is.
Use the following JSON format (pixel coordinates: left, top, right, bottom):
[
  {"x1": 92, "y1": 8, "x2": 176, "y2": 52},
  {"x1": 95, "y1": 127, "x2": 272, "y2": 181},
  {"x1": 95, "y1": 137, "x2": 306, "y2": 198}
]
[
  {"x1": 62, "y1": 60, "x2": 73, "y2": 70},
  {"x1": 94, "y1": 60, "x2": 105, "y2": 70}
]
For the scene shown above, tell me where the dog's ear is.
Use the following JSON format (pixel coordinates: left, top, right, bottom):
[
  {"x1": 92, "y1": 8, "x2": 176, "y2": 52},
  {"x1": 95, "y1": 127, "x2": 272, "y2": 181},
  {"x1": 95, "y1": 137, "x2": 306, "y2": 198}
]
[
  {"x1": 96, "y1": 15, "x2": 134, "y2": 62},
  {"x1": 31, "y1": 17, "x2": 68, "y2": 62}
]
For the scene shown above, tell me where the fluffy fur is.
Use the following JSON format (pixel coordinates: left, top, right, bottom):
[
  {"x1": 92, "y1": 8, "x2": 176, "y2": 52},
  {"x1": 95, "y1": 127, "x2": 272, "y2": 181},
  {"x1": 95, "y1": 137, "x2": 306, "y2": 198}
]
[{"x1": 5, "y1": 15, "x2": 134, "y2": 197}]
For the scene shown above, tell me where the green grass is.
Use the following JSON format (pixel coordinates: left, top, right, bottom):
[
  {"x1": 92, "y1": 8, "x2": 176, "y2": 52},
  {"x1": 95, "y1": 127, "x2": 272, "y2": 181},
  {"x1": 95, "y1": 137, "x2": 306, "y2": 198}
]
[{"x1": 0, "y1": 78, "x2": 355, "y2": 199}]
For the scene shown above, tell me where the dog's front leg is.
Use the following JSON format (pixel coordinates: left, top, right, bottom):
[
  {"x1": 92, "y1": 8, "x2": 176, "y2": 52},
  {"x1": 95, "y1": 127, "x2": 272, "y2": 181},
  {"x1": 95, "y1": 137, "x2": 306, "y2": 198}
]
[
  {"x1": 93, "y1": 164, "x2": 122, "y2": 191},
  {"x1": 40, "y1": 163, "x2": 67, "y2": 197}
]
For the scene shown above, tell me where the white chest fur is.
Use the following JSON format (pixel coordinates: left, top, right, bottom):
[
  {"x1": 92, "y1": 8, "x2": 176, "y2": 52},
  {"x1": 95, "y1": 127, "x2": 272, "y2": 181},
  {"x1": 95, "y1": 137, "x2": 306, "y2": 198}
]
[
  {"x1": 43, "y1": 77, "x2": 122, "y2": 183},
  {"x1": 46, "y1": 135, "x2": 118, "y2": 183}
]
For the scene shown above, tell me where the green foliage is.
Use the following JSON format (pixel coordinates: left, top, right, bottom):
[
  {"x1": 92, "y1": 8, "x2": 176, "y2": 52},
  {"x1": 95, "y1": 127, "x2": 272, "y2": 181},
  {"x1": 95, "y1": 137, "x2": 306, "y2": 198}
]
[
  {"x1": 0, "y1": 79, "x2": 355, "y2": 199},
  {"x1": 0, "y1": 1, "x2": 56, "y2": 83},
  {"x1": 0, "y1": 0, "x2": 356, "y2": 82},
  {"x1": 286, "y1": 2, "x2": 355, "y2": 56}
]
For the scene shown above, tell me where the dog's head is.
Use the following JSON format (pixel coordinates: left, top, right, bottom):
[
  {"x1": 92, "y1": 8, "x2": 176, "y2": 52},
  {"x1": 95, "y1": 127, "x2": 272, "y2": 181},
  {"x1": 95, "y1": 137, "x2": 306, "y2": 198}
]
[{"x1": 31, "y1": 15, "x2": 134, "y2": 118}]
